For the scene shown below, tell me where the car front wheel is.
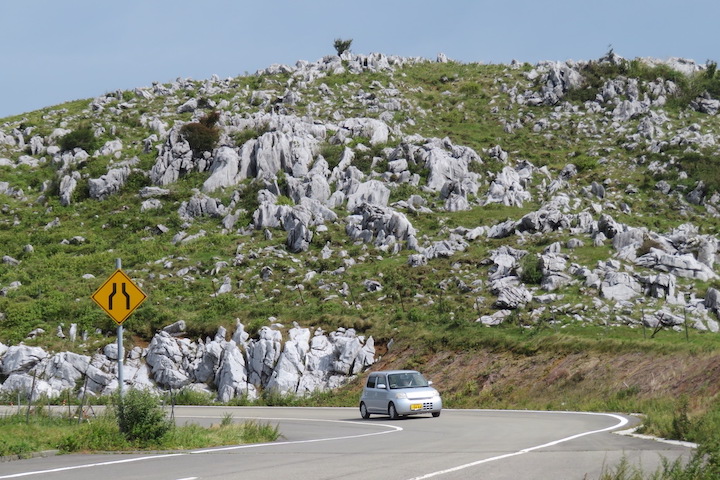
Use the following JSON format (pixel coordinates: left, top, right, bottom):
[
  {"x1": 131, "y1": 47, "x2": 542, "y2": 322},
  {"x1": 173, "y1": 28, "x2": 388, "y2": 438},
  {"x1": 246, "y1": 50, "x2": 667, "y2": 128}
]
[
  {"x1": 432, "y1": 411, "x2": 441, "y2": 418},
  {"x1": 360, "y1": 402, "x2": 371, "y2": 419},
  {"x1": 388, "y1": 402, "x2": 400, "y2": 419}
]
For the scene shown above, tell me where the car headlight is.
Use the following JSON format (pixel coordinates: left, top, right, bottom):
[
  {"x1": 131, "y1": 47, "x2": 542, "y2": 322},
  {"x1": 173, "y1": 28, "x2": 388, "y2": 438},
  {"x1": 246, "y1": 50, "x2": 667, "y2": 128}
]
[{"x1": 395, "y1": 392, "x2": 407, "y2": 399}]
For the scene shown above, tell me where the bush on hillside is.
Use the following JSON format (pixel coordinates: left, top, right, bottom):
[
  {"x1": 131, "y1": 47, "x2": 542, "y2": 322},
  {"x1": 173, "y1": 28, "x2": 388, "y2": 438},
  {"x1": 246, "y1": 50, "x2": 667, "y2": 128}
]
[
  {"x1": 678, "y1": 153, "x2": 720, "y2": 194},
  {"x1": 519, "y1": 254, "x2": 543, "y2": 285},
  {"x1": 59, "y1": 125, "x2": 101, "y2": 153},
  {"x1": 180, "y1": 111, "x2": 220, "y2": 157}
]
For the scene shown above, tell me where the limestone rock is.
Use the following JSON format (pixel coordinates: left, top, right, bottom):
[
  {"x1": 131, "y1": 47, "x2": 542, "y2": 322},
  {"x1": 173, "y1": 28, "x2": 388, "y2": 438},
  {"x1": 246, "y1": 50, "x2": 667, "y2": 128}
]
[
  {"x1": 247, "y1": 327, "x2": 282, "y2": 386},
  {"x1": 88, "y1": 167, "x2": 130, "y2": 200},
  {"x1": 485, "y1": 166, "x2": 532, "y2": 207},
  {"x1": 346, "y1": 180, "x2": 391, "y2": 211},
  {"x1": 600, "y1": 272, "x2": 642, "y2": 301},
  {"x1": 216, "y1": 341, "x2": 256, "y2": 402},
  {"x1": 540, "y1": 253, "x2": 572, "y2": 291},
  {"x1": 335, "y1": 118, "x2": 389, "y2": 146},
  {"x1": 346, "y1": 203, "x2": 416, "y2": 249},
  {"x1": 145, "y1": 331, "x2": 192, "y2": 389},
  {"x1": 1, "y1": 345, "x2": 48, "y2": 375},
  {"x1": 150, "y1": 127, "x2": 195, "y2": 185},
  {"x1": 265, "y1": 325, "x2": 310, "y2": 395},
  {"x1": 163, "y1": 320, "x2": 186, "y2": 335},
  {"x1": 636, "y1": 249, "x2": 717, "y2": 281},
  {"x1": 490, "y1": 277, "x2": 532, "y2": 309},
  {"x1": 59, "y1": 172, "x2": 80, "y2": 206}
]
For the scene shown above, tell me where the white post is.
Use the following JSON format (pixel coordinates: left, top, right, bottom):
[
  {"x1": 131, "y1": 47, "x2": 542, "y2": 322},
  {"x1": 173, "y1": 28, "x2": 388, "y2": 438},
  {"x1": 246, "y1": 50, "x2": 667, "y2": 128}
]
[{"x1": 116, "y1": 258, "x2": 124, "y2": 397}]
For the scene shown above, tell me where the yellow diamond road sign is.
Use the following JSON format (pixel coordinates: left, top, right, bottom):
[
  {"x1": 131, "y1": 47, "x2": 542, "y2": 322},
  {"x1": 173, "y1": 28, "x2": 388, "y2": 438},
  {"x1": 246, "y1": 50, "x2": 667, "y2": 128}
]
[{"x1": 91, "y1": 269, "x2": 147, "y2": 325}]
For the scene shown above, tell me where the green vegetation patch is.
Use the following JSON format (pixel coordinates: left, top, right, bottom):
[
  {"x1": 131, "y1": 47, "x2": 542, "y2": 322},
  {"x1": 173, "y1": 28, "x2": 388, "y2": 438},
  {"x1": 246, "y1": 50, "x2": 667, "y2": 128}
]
[
  {"x1": 0, "y1": 391, "x2": 280, "y2": 457},
  {"x1": 59, "y1": 124, "x2": 102, "y2": 153},
  {"x1": 180, "y1": 111, "x2": 220, "y2": 157}
]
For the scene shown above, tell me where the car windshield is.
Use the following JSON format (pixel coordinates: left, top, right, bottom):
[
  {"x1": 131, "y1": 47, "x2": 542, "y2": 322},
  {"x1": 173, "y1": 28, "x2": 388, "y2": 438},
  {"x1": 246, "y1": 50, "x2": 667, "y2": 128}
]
[{"x1": 387, "y1": 372, "x2": 429, "y2": 389}]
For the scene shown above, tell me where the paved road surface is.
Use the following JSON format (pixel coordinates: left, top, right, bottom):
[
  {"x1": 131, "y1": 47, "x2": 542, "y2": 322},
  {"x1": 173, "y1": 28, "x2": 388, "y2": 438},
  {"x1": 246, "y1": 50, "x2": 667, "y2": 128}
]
[{"x1": 0, "y1": 407, "x2": 693, "y2": 480}]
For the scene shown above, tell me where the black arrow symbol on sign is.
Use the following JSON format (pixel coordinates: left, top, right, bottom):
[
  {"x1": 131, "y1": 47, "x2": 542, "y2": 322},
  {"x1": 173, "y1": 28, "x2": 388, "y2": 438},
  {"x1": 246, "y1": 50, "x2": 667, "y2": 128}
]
[
  {"x1": 109, "y1": 283, "x2": 117, "y2": 309},
  {"x1": 121, "y1": 283, "x2": 131, "y2": 309},
  {"x1": 108, "y1": 283, "x2": 131, "y2": 310}
]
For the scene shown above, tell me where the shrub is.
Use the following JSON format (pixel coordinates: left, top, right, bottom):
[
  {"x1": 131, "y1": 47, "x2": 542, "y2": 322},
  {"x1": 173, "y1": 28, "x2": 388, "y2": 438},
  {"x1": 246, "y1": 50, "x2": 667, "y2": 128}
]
[
  {"x1": 276, "y1": 195, "x2": 294, "y2": 206},
  {"x1": 333, "y1": 38, "x2": 352, "y2": 56},
  {"x1": 671, "y1": 395, "x2": 692, "y2": 441},
  {"x1": 233, "y1": 125, "x2": 269, "y2": 147},
  {"x1": 116, "y1": 389, "x2": 172, "y2": 445},
  {"x1": 319, "y1": 142, "x2": 345, "y2": 169},
  {"x1": 241, "y1": 420, "x2": 281, "y2": 443},
  {"x1": 519, "y1": 254, "x2": 543, "y2": 285},
  {"x1": 389, "y1": 183, "x2": 421, "y2": 203},
  {"x1": 59, "y1": 125, "x2": 101, "y2": 153},
  {"x1": 637, "y1": 236, "x2": 664, "y2": 257},
  {"x1": 705, "y1": 60, "x2": 717, "y2": 80},
  {"x1": 678, "y1": 153, "x2": 720, "y2": 194},
  {"x1": 180, "y1": 111, "x2": 220, "y2": 157},
  {"x1": 459, "y1": 83, "x2": 482, "y2": 96},
  {"x1": 573, "y1": 155, "x2": 599, "y2": 173}
]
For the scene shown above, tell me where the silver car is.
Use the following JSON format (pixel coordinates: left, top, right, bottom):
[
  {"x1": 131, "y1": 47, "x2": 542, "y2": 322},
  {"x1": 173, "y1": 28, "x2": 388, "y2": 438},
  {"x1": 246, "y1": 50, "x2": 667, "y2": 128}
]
[{"x1": 359, "y1": 370, "x2": 442, "y2": 419}]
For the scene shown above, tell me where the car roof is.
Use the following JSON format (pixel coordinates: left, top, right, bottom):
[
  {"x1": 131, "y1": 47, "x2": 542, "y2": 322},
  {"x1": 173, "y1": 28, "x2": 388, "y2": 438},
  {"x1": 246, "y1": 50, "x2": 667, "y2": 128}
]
[{"x1": 368, "y1": 370, "x2": 420, "y2": 375}]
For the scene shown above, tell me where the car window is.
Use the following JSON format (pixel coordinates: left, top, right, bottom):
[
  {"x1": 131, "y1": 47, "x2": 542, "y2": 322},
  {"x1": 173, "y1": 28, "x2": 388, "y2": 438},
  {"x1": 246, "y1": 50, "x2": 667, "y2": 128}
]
[
  {"x1": 388, "y1": 372, "x2": 429, "y2": 389},
  {"x1": 366, "y1": 376, "x2": 376, "y2": 388}
]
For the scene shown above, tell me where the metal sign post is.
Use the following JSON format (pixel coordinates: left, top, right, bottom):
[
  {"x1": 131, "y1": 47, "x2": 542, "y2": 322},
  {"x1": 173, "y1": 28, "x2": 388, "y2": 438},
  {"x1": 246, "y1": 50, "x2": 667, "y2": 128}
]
[
  {"x1": 116, "y1": 258, "x2": 124, "y2": 397},
  {"x1": 91, "y1": 258, "x2": 147, "y2": 398}
]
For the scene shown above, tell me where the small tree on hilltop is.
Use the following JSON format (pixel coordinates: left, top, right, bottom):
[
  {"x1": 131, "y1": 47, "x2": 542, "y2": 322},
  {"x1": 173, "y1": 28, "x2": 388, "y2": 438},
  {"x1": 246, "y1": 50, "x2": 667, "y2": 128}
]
[{"x1": 333, "y1": 38, "x2": 352, "y2": 56}]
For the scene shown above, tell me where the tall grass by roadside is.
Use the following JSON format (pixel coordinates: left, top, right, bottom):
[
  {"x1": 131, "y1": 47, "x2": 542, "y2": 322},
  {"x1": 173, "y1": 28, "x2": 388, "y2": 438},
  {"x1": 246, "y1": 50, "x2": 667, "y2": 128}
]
[
  {"x1": 0, "y1": 409, "x2": 74, "y2": 457},
  {"x1": 0, "y1": 391, "x2": 280, "y2": 457},
  {"x1": 56, "y1": 411, "x2": 280, "y2": 453},
  {"x1": 597, "y1": 442, "x2": 720, "y2": 480}
]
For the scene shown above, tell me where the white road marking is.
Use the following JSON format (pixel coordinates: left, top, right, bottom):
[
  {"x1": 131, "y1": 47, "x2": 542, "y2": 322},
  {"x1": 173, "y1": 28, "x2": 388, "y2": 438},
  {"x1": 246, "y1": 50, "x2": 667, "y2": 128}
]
[
  {"x1": 615, "y1": 426, "x2": 698, "y2": 448},
  {"x1": 405, "y1": 412, "x2": 629, "y2": 480},
  {"x1": 0, "y1": 418, "x2": 401, "y2": 479},
  {"x1": 0, "y1": 454, "x2": 185, "y2": 479},
  {"x1": 188, "y1": 418, "x2": 402, "y2": 454}
]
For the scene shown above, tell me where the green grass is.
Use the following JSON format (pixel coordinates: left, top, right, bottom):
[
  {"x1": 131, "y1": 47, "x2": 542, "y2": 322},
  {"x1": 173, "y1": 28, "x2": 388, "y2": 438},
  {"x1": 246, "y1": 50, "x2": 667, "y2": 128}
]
[
  {"x1": 0, "y1": 408, "x2": 280, "y2": 457},
  {"x1": 0, "y1": 411, "x2": 74, "y2": 457}
]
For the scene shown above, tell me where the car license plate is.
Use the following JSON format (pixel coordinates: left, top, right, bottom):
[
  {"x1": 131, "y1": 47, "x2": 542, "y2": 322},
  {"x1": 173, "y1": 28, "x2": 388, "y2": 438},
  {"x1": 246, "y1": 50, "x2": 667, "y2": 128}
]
[{"x1": 410, "y1": 404, "x2": 423, "y2": 411}]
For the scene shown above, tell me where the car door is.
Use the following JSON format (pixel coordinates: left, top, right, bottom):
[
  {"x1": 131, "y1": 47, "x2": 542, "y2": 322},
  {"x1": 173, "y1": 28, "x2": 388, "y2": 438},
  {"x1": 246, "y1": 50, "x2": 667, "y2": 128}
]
[
  {"x1": 370, "y1": 373, "x2": 388, "y2": 413},
  {"x1": 363, "y1": 374, "x2": 376, "y2": 412}
]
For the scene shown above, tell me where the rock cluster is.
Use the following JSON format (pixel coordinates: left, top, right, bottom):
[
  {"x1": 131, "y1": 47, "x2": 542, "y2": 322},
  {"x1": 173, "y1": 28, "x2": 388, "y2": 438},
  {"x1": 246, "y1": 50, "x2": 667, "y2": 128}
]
[{"x1": 0, "y1": 321, "x2": 374, "y2": 401}]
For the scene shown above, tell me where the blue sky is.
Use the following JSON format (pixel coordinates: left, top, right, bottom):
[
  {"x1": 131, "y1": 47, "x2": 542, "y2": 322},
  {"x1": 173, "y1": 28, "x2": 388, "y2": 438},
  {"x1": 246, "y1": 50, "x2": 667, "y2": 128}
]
[{"x1": 1, "y1": 0, "x2": 718, "y2": 118}]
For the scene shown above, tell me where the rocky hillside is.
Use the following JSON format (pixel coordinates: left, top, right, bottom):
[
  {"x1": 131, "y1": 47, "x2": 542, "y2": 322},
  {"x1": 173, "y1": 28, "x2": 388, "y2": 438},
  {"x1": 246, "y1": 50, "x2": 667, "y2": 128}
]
[{"x1": 1, "y1": 51, "x2": 720, "y2": 402}]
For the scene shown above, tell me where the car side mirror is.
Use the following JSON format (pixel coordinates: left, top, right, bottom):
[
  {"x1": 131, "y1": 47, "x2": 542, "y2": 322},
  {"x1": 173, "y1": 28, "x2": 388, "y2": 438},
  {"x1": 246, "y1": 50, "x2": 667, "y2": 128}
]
[
  {"x1": 428, "y1": 381, "x2": 433, "y2": 386},
  {"x1": 377, "y1": 383, "x2": 386, "y2": 389}
]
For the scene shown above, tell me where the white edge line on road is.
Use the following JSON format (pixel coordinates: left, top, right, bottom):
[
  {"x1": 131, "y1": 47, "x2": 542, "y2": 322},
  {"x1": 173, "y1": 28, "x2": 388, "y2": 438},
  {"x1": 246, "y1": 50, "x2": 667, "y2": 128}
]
[
  {"x1": 405, "y1": 412, "x2": 629, "y2": 480},
  {"x1": 0, "y1": 454, "x2": 186, "y2": 479},
  {"x1": 0, "y1": 418, "x2": 401, "y2": 479},
  {"x1": 615, "y1": 426, "x2": 698, "y2": 449},
  {"x1": 189, "y1": 417, "x2": 402, "y2": 454}
]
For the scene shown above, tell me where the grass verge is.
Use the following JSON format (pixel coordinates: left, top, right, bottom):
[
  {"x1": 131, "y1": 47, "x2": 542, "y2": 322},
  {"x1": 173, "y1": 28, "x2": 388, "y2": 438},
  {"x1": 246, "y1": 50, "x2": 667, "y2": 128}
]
[{"x1": 0, "y1": 408, "x2": 279, "y2": 458}]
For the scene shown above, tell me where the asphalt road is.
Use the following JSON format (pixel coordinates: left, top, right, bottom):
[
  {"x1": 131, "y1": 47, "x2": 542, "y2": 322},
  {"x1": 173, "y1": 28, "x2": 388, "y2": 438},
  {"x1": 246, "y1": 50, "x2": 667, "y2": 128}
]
[{"x1": 0, "y1": 407, "x2": 693, "y2": 480}]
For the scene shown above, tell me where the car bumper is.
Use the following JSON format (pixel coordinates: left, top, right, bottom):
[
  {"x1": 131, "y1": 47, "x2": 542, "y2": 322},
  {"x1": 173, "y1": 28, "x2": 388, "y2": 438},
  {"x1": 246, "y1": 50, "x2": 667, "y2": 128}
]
[{"x1": 394, "y1": 396, "x2": 442, "y2": 415}]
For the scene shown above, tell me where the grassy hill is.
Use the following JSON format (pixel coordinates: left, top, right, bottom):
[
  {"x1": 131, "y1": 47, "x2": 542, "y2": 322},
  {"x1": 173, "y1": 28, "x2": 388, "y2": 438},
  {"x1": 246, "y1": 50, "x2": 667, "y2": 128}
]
[{"x1": 2, "y1": 51, "x2": 720, "y2": 448}]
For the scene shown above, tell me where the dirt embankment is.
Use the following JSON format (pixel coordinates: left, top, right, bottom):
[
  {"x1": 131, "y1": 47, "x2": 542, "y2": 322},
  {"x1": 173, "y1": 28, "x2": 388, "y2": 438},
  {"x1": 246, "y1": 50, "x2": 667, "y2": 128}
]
[{"x1": 372, "y1": 344, "x2": 720, "y2": 410}]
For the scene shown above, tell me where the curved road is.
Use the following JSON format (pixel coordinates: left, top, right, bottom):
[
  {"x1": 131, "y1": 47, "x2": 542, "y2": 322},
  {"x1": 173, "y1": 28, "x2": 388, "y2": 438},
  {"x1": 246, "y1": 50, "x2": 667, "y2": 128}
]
[{"x1": 0, "y1": 407, "x2": 692, "y2": 480}]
